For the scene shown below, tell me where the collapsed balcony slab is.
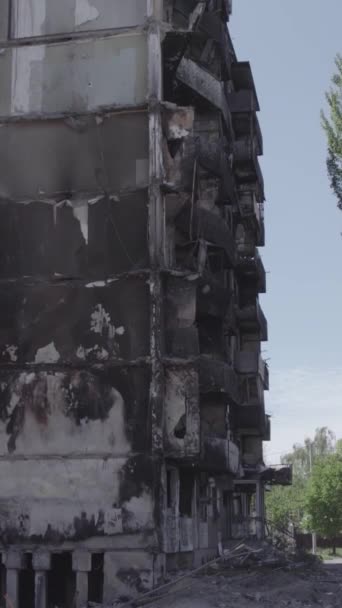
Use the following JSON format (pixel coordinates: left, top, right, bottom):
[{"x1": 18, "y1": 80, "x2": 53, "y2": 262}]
[{"x1": 176, "y1": 57, "x2": 232, "y2": 130}]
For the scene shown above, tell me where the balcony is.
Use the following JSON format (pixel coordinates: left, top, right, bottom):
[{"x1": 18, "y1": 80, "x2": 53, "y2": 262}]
[
  {"x1": 238, "y1": 191, "x2": 265, "y2": 247},
  {"x1": 197, "y1": 274, "x2": 232, "y2": 319},
  {"x1": 231, "y1": 62, "x2": 260, "y2": 106},
  {"x1": 176, "y1": 56, "x2": 232, "y2": 131},
  {"x1": 237, "y1": 405, "x2": 267, "y2": 436},
  {"x1": 262, "y1": 464, "x2": 292, "y2": 486},
  {"x1": 199, "y1": 356, "x2": 239, "y2": 404},
  {"x1": 236, "y1": 248, "x2": 266, "y2": 293},
  {"x1": 176, "y1": 205, "x2": 236, "y2": 268},
  {"x1": 200, "y1": 437, "x2": 240, "y2": 474},
  {"x1": 196, "y1": 11, "x2": 234, "y2": 78},
  {"x1": 237, "y1": 300, "x2": 268, "y2": 341},
  {"x1": 235, "y1": 351, "x2": 269, "y2": 390},
  {"x1": 234, "y1": 153, "x2": 265, "y2": 202}
]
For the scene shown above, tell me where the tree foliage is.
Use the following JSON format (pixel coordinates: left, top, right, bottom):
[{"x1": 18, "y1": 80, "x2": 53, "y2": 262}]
[
  {"x1": 265, "y1": 427, "x2": 336, "y2": 531},
  {"x1": 322, "y1": 54, "x2": 342, "y2": 210},
  {"x1": 265, "y1": 482, "x2": 305, "y2": 531},
  {"x1": 305, "y1": 454, "x2": 342, "y2": 552}
]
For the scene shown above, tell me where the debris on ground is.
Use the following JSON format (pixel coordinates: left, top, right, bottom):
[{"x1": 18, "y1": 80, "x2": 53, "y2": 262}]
[{"x1": 83, "y1": 540, "x2": 341, "y2": 608}]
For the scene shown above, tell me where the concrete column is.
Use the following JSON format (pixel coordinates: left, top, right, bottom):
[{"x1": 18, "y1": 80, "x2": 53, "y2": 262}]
[
  {"x1": 72, "y1": 550, "x2": 91, "y2": 608},
  {"x1": 255, "y1": 481, "x2": 265, "y2": 540},
  {"x1": 5, "y1": 550, "x2": 27, "y2": 608},
  {"x1": 32, "y1": 552, "x2": 51, "y2": 608}
]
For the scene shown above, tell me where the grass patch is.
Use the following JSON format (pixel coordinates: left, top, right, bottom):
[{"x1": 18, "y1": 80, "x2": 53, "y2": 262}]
[{"x1": 317, "y1": 547, "x2": 342, "y2": 560}]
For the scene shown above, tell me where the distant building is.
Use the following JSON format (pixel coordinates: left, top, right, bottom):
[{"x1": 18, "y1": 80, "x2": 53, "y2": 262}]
[{"x1": 0, "y1": 1, "x2": 291, "y2": 606}]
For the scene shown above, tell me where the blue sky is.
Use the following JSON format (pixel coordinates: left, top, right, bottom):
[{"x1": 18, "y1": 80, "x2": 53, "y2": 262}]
[{"x1": 230, "y1": 0, "x2": 342, "y2": 460}]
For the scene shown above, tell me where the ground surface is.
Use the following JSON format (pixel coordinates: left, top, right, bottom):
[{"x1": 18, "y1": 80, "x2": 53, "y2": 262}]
[
  {"x1": 148, "y1": 561, "x2": 342, "y2": 608},
  {"x1": 91, "y1": 545, "x2": 342, "y2": 608}
]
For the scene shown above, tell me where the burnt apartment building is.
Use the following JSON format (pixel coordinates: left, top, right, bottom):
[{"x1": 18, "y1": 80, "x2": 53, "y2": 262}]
[{"x1": 0, "y1": 1, "x2": 291, "y2": 607}]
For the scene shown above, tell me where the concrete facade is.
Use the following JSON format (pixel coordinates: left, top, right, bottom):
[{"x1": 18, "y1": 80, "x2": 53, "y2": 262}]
[{"x1": 0, "y1": 1, "x2": 291, "y2": 606}]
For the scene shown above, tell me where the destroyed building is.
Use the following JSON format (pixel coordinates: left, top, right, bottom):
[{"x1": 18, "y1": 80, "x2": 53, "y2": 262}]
[{"x1": 0, "y1": 1, "x2": 291, "y2": 607}]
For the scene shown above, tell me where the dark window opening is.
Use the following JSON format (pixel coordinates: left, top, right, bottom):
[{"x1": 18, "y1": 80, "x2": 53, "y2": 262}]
[
  {"x1": 48, "y1": 553, "x2": 75, "y2": 608},
  {"x1": 88, "y1": 553, "x2": 104, "y2": 604},
  {"x1": 179, "y1": 470, "x2": 193, "y2": 517},
  {"x1": 174, "y1": 413, "x2": 187, "y2": 439},
  {"x1": 166, "y1": 470, "x2": 173, "y2": 509},
  {"x1": 199, "y1": 473, "x2": 208, "y2": 522},
  {"x1": 19, "y1": 554, "x2": 34, "y2": 608}
]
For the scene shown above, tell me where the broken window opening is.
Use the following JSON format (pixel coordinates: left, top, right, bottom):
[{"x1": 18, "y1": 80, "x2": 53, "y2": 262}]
[
  {"x1": 48, "y1": 553, "x2": 75, "y2": 608},
  {"x1": 179, "y1": 470, "x2": 194, "y2": 517},
  {"x1": 174, "y1": 413, "x2": 187, "y2": 439},
  {"x1": 88, "y1": 553, "x2": 104, "y2": 605}
]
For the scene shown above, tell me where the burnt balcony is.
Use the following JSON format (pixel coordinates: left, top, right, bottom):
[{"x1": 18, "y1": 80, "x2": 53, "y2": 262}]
[
  {"x1": 195, "y1": 10, "x2": 235, "y2": 79},
  {"x1": 261, "y1": 464, "x2": 292, "y2": 486},
  {"x1": 175, "y1": 55, "x2": 233, "y2": 132},
  {"x1": 237, "y1": 300, "x2": 268, "y2": 341},
  {"x1": 176, "y1": 205, "x2": 236, "y2": 268},
  {"x1": 231, "y1": 61, "x2": 259, "y2": 104},
  {"x1": 235, "y1": 351, "x2": 269, "y2": 390},
  {"x1": 197, "y1": 273, "x2": 232, "y2": 319},
  {"x1": 238, "y1": 191, "x2": 265, "y2": 247},
  {"x1": 199, "y1": 356, "x2": 239, "y2": 404},
  {"x1": 235, "y1": 157, "x2": 265, "y2": 203},
  {"x1": 200, "y1": 436, "x2": 240, "y2": 474},
  {"x1": 237, "y1": 405, "x2": 267, "y2": 437},
  {"x1": 236, "y1": 247, "x2": 266, "y2": 294}
]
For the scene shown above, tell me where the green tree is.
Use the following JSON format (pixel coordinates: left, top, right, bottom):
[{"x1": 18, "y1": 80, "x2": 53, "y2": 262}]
[
  {"x1": 265, "y1": 483, "x2": 305, "y2": 531},
  {"x1": 281, "y1": 427, "x2": 335, "y2": 481},
  {"x1": 305, "y1": 454, "x2": 342, "y2": 554},
  {"x1": 266, "y1": 428, "x2": 336, "y2": 531},
  {"x1": 322, "y1": 54, "x2": 342, "y2": 210}
]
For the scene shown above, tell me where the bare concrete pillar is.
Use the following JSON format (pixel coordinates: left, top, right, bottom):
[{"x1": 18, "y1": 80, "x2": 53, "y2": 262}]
[
  {"x1": 72, "y1": 550, "x2": 91, "y2": 608},
  {"x1": 33, "y1": 552, "x2": 51, "y2": 608},
  {"x1": 5, "y1": 550, "x2": 27, "y2": 608},
  {"x1": 255, "y1": 481, "x2": 265, "y2": 540}
]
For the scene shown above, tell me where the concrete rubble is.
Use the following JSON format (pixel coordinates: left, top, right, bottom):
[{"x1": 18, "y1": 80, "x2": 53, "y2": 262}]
[{"x1": 82, "y1": 543, "x2": 340, "y2": 608}]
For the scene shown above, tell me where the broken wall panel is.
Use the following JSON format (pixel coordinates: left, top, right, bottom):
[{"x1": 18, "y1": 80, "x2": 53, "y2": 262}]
[
  {"x1": 0, "y1": 279, "x2": 150, "y2": 364},
  {"x1": 0, "y1": 192, "x2": 149, "y2": 278},
  {"x1": 0, "y1": 366, "x2": 152, "y2": 455},
  {"x1": 164, "y1": 368, "x2": 200, "y2": 458},
  {"x1": 0, "y1": 112, "x2": 149, "y2": 200},
  {"x1": 10, "y1": 0, "x2": 149, "y2": 39},
  {"x1": 0, "y1": 33, "x2": 148, "y2": 117}
]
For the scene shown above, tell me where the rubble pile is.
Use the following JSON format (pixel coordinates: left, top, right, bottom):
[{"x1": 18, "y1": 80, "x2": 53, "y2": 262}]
[{"x1": 83, "y1": 541, "x2": 334, "y2": 608}]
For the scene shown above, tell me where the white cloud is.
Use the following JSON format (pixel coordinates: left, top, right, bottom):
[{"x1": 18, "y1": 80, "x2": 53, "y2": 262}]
[{"x1": 264, "y1": 367, "x2": 342, "y2": 463}]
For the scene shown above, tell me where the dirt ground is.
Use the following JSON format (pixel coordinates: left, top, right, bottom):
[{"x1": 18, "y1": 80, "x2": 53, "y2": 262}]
[{"x1": 148, "y1": 561, "x2": 342, "y2": 608}]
